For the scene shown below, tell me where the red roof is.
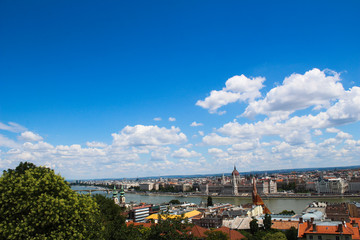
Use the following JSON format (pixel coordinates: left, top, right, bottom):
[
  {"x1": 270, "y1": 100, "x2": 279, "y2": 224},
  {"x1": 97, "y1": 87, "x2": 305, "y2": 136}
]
[
  {"x1": 298, "y1": 222, "x2": 360, "y2": 239},
  {"x1": 214, "y1": 227, "x2": 246, "y2": 240},
  {"x1": 272, "y1": 220, "x2": 299, "y2": 230},
  {"x1": 187, "y1": 225, "x2": 208, "y2": 238}
]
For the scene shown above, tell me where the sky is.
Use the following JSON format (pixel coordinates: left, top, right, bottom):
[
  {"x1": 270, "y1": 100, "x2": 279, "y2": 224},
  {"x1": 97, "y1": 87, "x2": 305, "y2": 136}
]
[{"x1": 1, "y1": 0, "x2": 360, "y2": 179}]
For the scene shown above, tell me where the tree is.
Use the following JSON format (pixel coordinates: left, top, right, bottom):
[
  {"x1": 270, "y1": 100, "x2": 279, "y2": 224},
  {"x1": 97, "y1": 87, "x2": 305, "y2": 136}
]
[
  {"x1": 0, "y1": 162, "x2": 103, "y2": 239},
  {"x1": 263, "y1": 232, "x2": 287, "y2": 240},
  {"x1": 205, "y1": 230, "x2": 229, "y2": 240},
  {"x1": 279, "y1": 210, "x2": 295, "y2": 215},
  {"x1": 285, "y1": 226, "x2": 298, "y2": 240},
  {"x1": 147, "y1": 215, "x2": 194, "y2": 240},
  {"x1": 250, "y1": 218, "x2": 259, "y2": 234},
  {"x1": 264, "y1": 213, "x2": 272, "y2": 231},
  {"x1": 207, "y1": 196, "x2": 213, "y2": 207},
  {"x1": 169, "y1": 199, "x2": 181, "y2": 205},
  {"x1": 93, "y1": 194, "x2": 126, "y2": 239}
]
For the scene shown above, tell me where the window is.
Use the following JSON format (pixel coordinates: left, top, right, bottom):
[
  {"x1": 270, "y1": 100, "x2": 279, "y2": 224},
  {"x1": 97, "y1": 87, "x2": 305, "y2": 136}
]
[
  {"x1": 309, "y1": 236, "x2": 313, "y2": 240},
  {"x1": 336, "y1": 237, "x2": 340, "y2": 240},
  {"x1": 318, "y1": 236, "x2": 322, "y2": 240}
]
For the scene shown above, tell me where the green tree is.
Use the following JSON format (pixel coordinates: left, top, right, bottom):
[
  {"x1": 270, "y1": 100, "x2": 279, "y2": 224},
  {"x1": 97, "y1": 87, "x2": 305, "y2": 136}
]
[
  {"x1": 264, "y1": 213, "x2": 272, "y2": 231},
  {"x1": 250, "y1": 218, "x2": 259, "y2": 234},
  {"x1": 262, "y1": 231, "x2": 287, "y2": 240},
  {"x1": 279, "y1": 210, "x2": 295, "y2": 215},
  {"x1": 169, "y1": 199, "x2": 181, "y2": 205},
  {"x1": 0, "y1": 162, "x2": 103, "y2": 239},
  {"x1": 147, "y1": 215, "x2": 194, "y2": 240},
  {"x1": 93, "y1": 194, "x2": 126, "y2": 239},
  {"x1": 285, "y1": 226, "x2": 298, "y2": 240},
  {"x1": 205, "y1": 230, "x2": 229, "y2": 240},
  {"x1": 207, "y1": 196, "x2": 213, "y2": 207}
]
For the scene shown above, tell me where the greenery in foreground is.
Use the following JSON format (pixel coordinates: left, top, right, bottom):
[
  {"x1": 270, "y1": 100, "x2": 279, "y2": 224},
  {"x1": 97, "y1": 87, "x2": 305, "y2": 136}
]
[{"x1": 0, "y1": 162, "x2": 299, "y2": 240}]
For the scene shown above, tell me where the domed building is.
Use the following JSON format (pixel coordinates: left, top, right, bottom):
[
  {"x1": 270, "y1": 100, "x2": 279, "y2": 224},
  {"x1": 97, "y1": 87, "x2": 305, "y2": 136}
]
[{"x1": 231, "y1": 166, "x2": 241, "y2": 185}]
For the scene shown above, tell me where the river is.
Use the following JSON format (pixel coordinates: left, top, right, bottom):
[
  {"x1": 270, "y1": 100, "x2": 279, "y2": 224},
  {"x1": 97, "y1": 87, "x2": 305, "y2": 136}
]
[{"x1": 71, "y1": 185, "x2": 359, "y2": 214}]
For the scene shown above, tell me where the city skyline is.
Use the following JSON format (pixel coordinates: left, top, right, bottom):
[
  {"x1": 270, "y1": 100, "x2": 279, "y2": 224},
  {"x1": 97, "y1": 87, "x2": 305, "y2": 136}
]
[{"x1": 1, "y1": 1, "x2": 360, "y2": 179}]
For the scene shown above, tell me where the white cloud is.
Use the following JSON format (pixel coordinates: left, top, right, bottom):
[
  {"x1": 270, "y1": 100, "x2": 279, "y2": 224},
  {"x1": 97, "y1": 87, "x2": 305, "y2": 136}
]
[
  {"x1": 190, "y1": 121, "x2": 203, "y2": 127},
  {"x1": 196, "y1": 75, "x2": 265, "y2": 114},
  {"x1": 336, "y1": 131, "x2": 352, "y2": 139},
  {"x1": 86, "y1": 141, "x2": 107, "y2": 148},
  {"x1": 18, "y1": 131, "x2": 43, "y2": 142},
  {"x1": 326, "y1": 127, "x2": 340, "y2": 133},
  {"x1": 208, "y1": 148, "x2": 229, "y2": 158},
  {"x1": 168, "y1": 117, "x2": 176, "y2": 122},
  {"x1": 172, "y1": 148, "x2": 201, "y2": 158},
  {"x1": 314, "y1": 130, "x2": 323, "y2": 136},
  {"x1": 153, "y1": 117, "x2": 162, "y2": 121},
  {"x1": 151, "y1": 147, "x2": 170, "y2": 161},
  {"x1": 202, "y1": 133, "x2": 236, "y2": 146},
  {"x1": 243, "y1": 69, "x2": 344, "y2": 118},
  {"x1": 0, "y1": 122, "x2": 26, "y2": 133},
  {"x1": 112, "y1": 125, "x2": 187, "y2": 147},
  {"x1": 198, "y1": 131, "x2": 204, "y2": 136},
  {"x1": 0, "y1": 134, "x2": 19, "y2": 148}
]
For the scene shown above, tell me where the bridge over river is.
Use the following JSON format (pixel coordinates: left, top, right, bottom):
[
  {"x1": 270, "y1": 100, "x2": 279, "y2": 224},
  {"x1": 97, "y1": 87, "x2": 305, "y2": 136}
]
[{"x1": 73, "y1": 188, "x2": 116, "y2": 194}]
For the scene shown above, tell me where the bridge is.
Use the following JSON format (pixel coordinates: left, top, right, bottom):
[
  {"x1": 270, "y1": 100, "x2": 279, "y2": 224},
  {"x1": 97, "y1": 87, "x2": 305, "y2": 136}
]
[{"x1": 73, "y1": 188, "x2": 117, "y2": 194}]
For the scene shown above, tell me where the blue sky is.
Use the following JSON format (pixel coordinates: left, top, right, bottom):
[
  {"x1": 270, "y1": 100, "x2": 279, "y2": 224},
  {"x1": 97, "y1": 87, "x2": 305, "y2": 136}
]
[{"x1": 1, "y1": 0, "x2": 360, "y2": 179}]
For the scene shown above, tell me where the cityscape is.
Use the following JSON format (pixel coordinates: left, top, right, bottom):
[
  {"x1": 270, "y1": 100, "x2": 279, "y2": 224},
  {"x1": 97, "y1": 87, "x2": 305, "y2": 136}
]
[
  {"x1": 68, "y1": 165, "x2": 360, "y2": 239},
  {"x1": 1, "y1": 0, "x2": 360, "y2": 239}
]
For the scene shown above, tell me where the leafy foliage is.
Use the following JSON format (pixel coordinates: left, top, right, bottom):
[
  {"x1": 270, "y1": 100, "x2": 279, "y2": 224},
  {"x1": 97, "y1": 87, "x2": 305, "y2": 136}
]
[
  {"x1": 93, "y1": 194, "x2": 126, "y2": 239},
  {"x1": 147, "y1": 215, "x2": 194, "y2": 240},
  {"x1": 207, "y1": 196, "x2": 213, "y2": 207},
  {"x1": 263, "y1": 213, "x2": 272, "y2": 231},
  {"x1": 278, "y1": 210, "x2": 295, "y2": 215},
  {"x1": 285, "y1": 226, "x2": 298, "y2": 240},
  {"x1": 169, "y1": 199, "x2": 181, "y2": 205},
  {"x1": 0, "y1": 162, "x2": 103, "y2": 239},
  {"x1": 263, "y1": 231, "x2": 287, "y2": 240},
  {"x1": 250, "y1": 218, "x2": 259, "y2": 234}
]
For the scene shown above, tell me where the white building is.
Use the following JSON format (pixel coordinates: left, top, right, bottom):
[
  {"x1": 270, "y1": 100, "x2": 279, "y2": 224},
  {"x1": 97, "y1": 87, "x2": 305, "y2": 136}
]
[{"x1": 316, "y1": 178, "x2": 348, "y2": 194}]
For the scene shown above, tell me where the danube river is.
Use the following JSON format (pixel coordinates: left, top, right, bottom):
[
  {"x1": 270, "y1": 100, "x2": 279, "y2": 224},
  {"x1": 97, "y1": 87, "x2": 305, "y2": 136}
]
[{"x1": 71, "y1": 185, "x2": 359, "y2": 214}]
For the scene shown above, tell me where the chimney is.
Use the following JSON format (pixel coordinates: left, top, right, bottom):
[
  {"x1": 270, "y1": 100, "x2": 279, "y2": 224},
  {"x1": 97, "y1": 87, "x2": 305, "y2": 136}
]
[
  {"x1": 352, "y1": 220, "x2": 358, "y2": 227},
  {"x1": 299, "y1": 217, "x2": 303, "y2": 223},
  {"x1": 312, "y1": 223, "x2": 317, "y2": 232},
  {"x1": 338, "y1": 224, "x2": 343, "y2": 233}
]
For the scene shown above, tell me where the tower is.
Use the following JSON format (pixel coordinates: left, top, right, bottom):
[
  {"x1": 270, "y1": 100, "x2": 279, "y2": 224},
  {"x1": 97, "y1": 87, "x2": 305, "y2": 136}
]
[
  {"x1": 112, "y1": 185, "x2": 119, "y2": 205},
  {"x1": 231, "y1": 165, "x2": 241, "y2": 185},
  {"x1": 233, "y1": 173, "x2": 239, "y2": 196},
  {"x1": 119, "y1": 185, "x2": 126, "y2": 206}
]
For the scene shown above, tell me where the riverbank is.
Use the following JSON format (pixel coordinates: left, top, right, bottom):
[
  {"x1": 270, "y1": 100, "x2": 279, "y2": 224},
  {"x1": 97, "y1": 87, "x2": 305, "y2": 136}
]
[{"x1": 127, "y1": 191, "x2": 360, "y2": 199}]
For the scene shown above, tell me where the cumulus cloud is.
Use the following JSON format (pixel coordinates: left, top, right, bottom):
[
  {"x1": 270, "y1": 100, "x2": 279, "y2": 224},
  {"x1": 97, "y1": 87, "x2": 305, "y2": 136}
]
[
  {"x1": 243, "y1": 69, "x2": 344, "y2": 118},
  {"x1": 0, "y1": 134, "x2": 19, "y2": 148},
  {"x1": 151, "y1": 147, "x2": 170, "y2": 161},
  {"x1": 172, "y1": 148, "x2": 201, "y2": 158},
  {"x1": 86, "y1": 141, "x2": 107, "y2": 148},
  {"x1": 190, "y1": 121, "x2": 203, "y2": 127},
  {"x1": 18, "y1": 131, "x2": 43, "y2": 142},
  {"x1": 202, "y1": 133, "x2": 236, "y2": 146},
  {"x1": 153, "y1": 117, "x2": 162, "y2": 121},
  {"x1": 112, "y1": 125, "x2": 187, "y2": 146},
  {"x1": 168, "y1": 117, "x2": 176, "y2": 122},
  {"x1": 196, "y1": 75, "x2": 265, "y2": 114}
]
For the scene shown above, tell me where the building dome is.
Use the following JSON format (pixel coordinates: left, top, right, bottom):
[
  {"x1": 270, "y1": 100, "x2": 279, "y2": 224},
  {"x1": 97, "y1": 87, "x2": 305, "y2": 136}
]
[{"x1": 232, "y1": 166, "x2": 240, "y2": 176}]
